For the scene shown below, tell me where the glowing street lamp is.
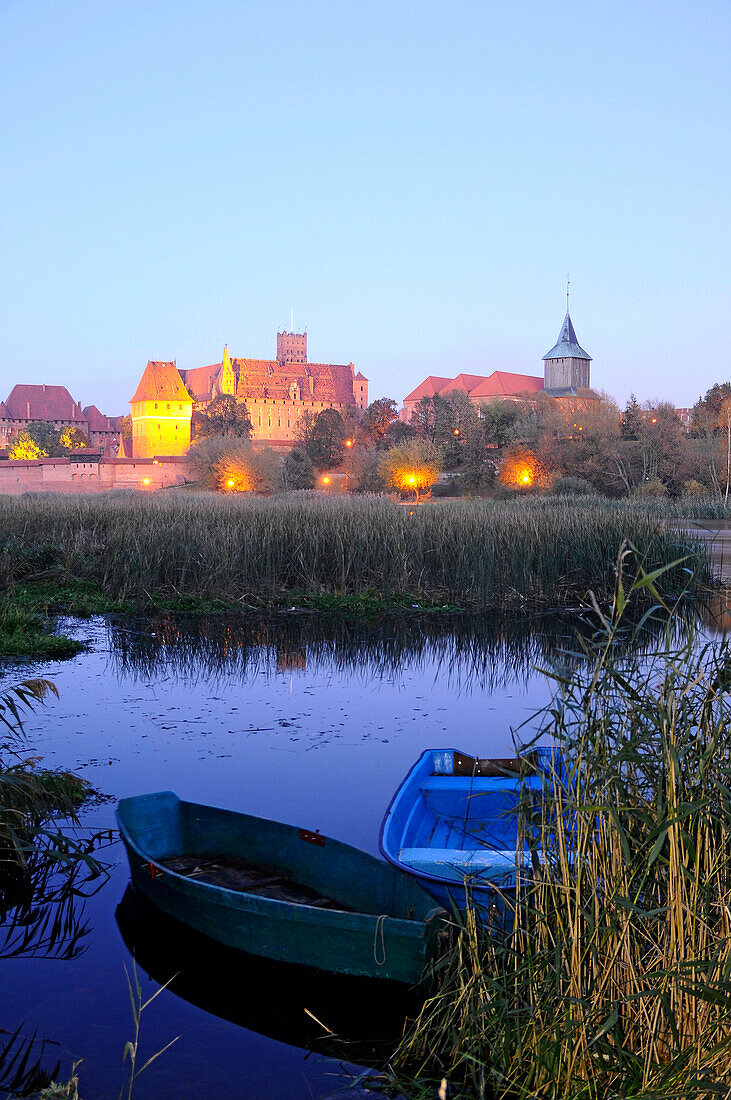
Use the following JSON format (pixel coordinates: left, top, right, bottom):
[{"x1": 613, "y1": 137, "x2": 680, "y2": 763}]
[
  {"x1": 345, "y1": 439, "x2": 353, "y2": 447},
  {"x1": 142, "y1": 477, "x2": 150, "y2": 486},
  {"x1": 322, "y1": 476, "x2": 330, "y2": 485},
  {"x1": 227, "y1": 479, "x2": 235, "y2": 488}
]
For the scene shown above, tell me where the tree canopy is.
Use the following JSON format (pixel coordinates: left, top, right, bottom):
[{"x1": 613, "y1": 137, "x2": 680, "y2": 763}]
[{"x1": 194, "y1": 395, "x2": 252, "y2": 440}]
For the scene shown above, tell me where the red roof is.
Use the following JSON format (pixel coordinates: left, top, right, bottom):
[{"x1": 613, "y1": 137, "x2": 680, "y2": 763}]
[
  {"x1": 438, "y1": 374, "x2": 488, "y2": 396},
  {"x1": 0, "y1": 402, "x2": 9, "y2": 418},
  {"x1": 181, "y1": 363, "x2": 221, "y2": 400},
  {"x1": 83, "y1": 405, "x2": 115, "y2": 431},
  {"x1": 4, "y1": 384, "x2": 85, "y2": 422},
  {"x1": 468, "y1": 372, "x2": 544, "y2": 398},
  {"x1": 131, "y1": 362, "x2": 191, "y2": 404},
  {"x1": 402, "y1": 376, "x2": 453, "y2": 403},
  {"x1": 354, "y1": 371, "x2": 367, "y2": 381},
  {"x1": 183, "y1": 358, "x2": 358, "y2": 405}
]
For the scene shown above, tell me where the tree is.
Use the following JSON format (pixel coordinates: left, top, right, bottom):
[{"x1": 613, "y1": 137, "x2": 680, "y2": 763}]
[
  {"x1": 9, "y1": 432, "x2": 46, "y2": 459},
  {"x1": 281, "y1": 448, "x2": 315, "y2": 490},
  {"x1": 361, "y1": 398, "x2": 399, "y2": 443},
  {"x1": 194, "y1": 395, "x2": 252, "y2": 440},
  {"x1": 382, "y1": 419, "x2": 418, "y2": 448},
  {"x1": 294, "y1": 409, "x2": 319, "y2": 449},
  {"x1": 59, "y1": 425, "x2": 89, "y2": 450},
  {"x1": 378, "y1": 440, "x2": 442, "y2": 503},
  {"x1": 8, "y1": 421, "x2": 69, "y2": 459},
  {"x1": 478, "y1": 402, "x2": 522, "y2": 448},
  {"x1": 621, "y1": 394, "x2": 643, "y2": 440},
  {"x1": 692, "y1": 383, "x2": 731, "y2": 431},
  {"x1": 304, "y1": 408, "x2": 346, "y2": 469}
]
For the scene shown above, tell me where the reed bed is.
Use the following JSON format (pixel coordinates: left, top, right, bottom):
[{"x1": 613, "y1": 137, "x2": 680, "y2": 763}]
[
  {"x1": 0, "y1": 493, "x2": 708, "y2": 610},
  {"x1": 387, "y1": 565, "x2": 731, "y2": 1099}
]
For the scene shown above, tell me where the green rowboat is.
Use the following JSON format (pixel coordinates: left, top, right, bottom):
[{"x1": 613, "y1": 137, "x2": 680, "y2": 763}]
[{"x1": 117, "y1": 791, "x2": 447, "y2": 984}]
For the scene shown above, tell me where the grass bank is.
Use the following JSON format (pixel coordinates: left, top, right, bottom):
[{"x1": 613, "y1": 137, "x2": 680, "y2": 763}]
[{"x1": 0, "y1": 494, "x2": 710, "y2": 624}]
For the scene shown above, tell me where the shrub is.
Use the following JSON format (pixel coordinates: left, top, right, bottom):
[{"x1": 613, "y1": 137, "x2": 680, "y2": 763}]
[
  {"x1": 188, "y1": 437, "x2": 279, "y2": 492},
  {"x1": 281, "y1": 448, "x2": 315, "y2": 490}
]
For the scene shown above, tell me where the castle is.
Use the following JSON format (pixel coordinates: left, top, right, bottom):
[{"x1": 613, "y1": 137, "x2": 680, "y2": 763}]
[
  {"x1": 401, "y1": 306, "x2": 596, "y2": 420},
  {"x1": 129, "y1": 331, "x2": 368, "y2": 458},
  {"x1": 0, "y1": 384, "x2": 121, "y2": 453}
]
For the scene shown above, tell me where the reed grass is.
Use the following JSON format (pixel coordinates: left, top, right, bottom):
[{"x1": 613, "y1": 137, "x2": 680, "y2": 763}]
[
  {"x1": 385, "y1": 558, "x2": 731, "y2": 1099},
  {"x1": 0, "y1": 493, "x2": 709, "y2": 611}
]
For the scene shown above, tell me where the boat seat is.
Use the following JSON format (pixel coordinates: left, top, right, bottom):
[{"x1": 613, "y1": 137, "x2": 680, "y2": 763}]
[
  {"x1": 420, "y1": 776, "x2": 521, "y2": 793},
  {"x1": 398, "y1": 846, "x2": 521, "y2": 879}
]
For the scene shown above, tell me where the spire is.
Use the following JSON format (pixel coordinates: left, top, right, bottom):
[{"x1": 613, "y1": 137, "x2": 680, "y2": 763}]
[
  {"x1": 223, "y1": 344, "x2": 231, "y2": 371},
  {"x1": 543, "y1": 306, "x2": 592, "y2": 362}
]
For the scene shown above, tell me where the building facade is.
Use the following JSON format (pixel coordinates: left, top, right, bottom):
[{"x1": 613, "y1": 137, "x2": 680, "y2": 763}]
[{"x1": 401, "y1": 307, "x2": 596, "y2": 420}]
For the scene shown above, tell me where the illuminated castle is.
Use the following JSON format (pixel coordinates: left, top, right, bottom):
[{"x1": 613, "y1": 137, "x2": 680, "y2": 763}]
[{"x1": 129, "y1": 331, "x2": 367, "y2": 455}]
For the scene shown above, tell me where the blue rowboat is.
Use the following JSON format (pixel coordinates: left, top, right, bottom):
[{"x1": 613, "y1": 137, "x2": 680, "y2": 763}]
[
  {"x1": 117, "y1": 791, "x2": 446, "y2": 985},
  {"x1": 380, "y1": 748, "x2": 557, "y2": 914}
]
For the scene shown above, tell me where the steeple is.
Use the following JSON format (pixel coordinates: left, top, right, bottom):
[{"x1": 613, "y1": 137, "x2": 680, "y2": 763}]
[
  {"x1": 542, "y1": 298, "x2": 593, "y2": 394},
  {"x1": 543, "y1": 312, "x2": 592, "y2": 363}
]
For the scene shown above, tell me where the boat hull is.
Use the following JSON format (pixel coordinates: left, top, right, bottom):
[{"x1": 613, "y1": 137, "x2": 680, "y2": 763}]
[{"x1": 118, "y1": 791, "x2": 445, "y2": 985}]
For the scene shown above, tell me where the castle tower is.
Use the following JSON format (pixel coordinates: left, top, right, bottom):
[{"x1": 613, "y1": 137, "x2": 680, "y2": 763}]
[
  {"x1": 542, "y1": 310, "x2": 592, "y2": 394},
  {"x1": 277, "y1": 330, "x2": 307, "y2": 364},
  {"x1": 130, "y1": 361, "x2": 193, "y2": 458}
]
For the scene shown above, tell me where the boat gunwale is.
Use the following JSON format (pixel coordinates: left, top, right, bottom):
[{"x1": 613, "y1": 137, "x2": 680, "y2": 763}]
[{"x1": 118, "y1": 794, "x2": 444, "y2": 934}]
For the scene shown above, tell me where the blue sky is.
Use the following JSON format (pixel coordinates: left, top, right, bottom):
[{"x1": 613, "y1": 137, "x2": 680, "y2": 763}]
[{"x1": 1, "y1": 0, "x2": 728, "y2": 415}]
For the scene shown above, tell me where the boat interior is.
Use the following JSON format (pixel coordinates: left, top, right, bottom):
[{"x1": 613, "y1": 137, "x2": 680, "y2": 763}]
[{"x1": 162, "y1": 854, "x2": 351, "y2": 911}]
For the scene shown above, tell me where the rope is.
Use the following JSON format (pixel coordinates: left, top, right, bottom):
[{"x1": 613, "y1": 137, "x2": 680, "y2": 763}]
[{"x1": 373, "y1": 913, "x2": 387, "y2": 965}]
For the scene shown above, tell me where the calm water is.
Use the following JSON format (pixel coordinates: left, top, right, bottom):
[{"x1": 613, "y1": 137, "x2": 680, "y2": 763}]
[{"x1": 0, "y1": 609, "x2": 673, "y2": 1099}]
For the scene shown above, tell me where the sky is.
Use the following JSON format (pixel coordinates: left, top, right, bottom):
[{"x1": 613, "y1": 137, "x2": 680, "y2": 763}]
[{"x1": 1, "y1": 0, "x2": 729, "y2": 416}]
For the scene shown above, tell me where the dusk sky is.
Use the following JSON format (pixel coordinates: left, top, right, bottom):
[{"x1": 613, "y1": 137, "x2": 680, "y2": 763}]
[{"x1": 1, "y1": 0, "x2": 728, "y2": 416}]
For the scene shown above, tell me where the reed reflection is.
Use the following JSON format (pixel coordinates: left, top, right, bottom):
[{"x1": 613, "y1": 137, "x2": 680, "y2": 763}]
[{"x1": 106, "y1": 609, "x2": 682, "y2": 693}]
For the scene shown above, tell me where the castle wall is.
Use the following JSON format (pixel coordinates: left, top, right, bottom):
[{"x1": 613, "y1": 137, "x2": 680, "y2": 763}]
[
  {"x1": 0, "y1": 456, "x2": 191, "y2": 495},
  {"x1": 245, "y1": 397, "x2": 357, "y2": 443}
]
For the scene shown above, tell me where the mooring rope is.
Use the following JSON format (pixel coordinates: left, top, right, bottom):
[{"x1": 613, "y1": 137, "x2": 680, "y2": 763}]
[{"x1": 373, "y1": 913, "x2": 387, "y2": 965}]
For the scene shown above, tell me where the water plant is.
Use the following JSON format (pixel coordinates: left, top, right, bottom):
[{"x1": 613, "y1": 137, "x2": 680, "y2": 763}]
[
  {"x1": 382, "y1": 554, "x2": 731, "y2": 1099},
  {"x1": 0, "y1": 494, "x2": 709, "y2": 612}
]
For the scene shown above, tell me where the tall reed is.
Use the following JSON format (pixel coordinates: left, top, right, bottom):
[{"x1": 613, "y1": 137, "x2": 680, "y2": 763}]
[
  {"x1": 388, "y1": 558, "x2": 731, "y2": 1099},
  {"x1": 0, "y1": 494, "x2": 707, "y2": 609}
]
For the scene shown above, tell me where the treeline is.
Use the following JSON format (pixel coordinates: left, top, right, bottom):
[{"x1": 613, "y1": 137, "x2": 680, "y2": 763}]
[{"x1": 187, "y1": 380, "x2": 731, "y2": 500}]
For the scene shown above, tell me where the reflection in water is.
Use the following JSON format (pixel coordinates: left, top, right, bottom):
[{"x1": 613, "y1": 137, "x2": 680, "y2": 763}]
[
  {"x1": 697, "y1": 588, "x2": 731, "y2": 636},
  {"x1": 116, "y1": 885, "x2": 418, "y2": 1064},
  {"x1": 106, "y1": 609, "x2": 676, "y2": 693},
  {"x1": 0, "y1": 1028, "x2": 60, "y2": 1097},
  {"x1": 0, "y1": 826, "x2": 112, "y2": 1093}
]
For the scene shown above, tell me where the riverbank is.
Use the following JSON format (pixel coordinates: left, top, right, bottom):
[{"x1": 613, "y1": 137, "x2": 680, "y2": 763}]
[{"x1": 0, "y1": 493, "x2": 713, "y2": 659}]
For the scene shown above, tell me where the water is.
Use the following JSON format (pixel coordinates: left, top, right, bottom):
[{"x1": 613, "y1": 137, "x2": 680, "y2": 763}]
[{"x1": 0, "y1": 610, "x2": 623, "y2": 1098}]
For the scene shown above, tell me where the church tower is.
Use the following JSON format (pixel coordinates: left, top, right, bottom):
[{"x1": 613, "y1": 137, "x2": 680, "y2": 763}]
[{"x1": 543, "y1": 306, "x2": 592, "y2": 394}]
